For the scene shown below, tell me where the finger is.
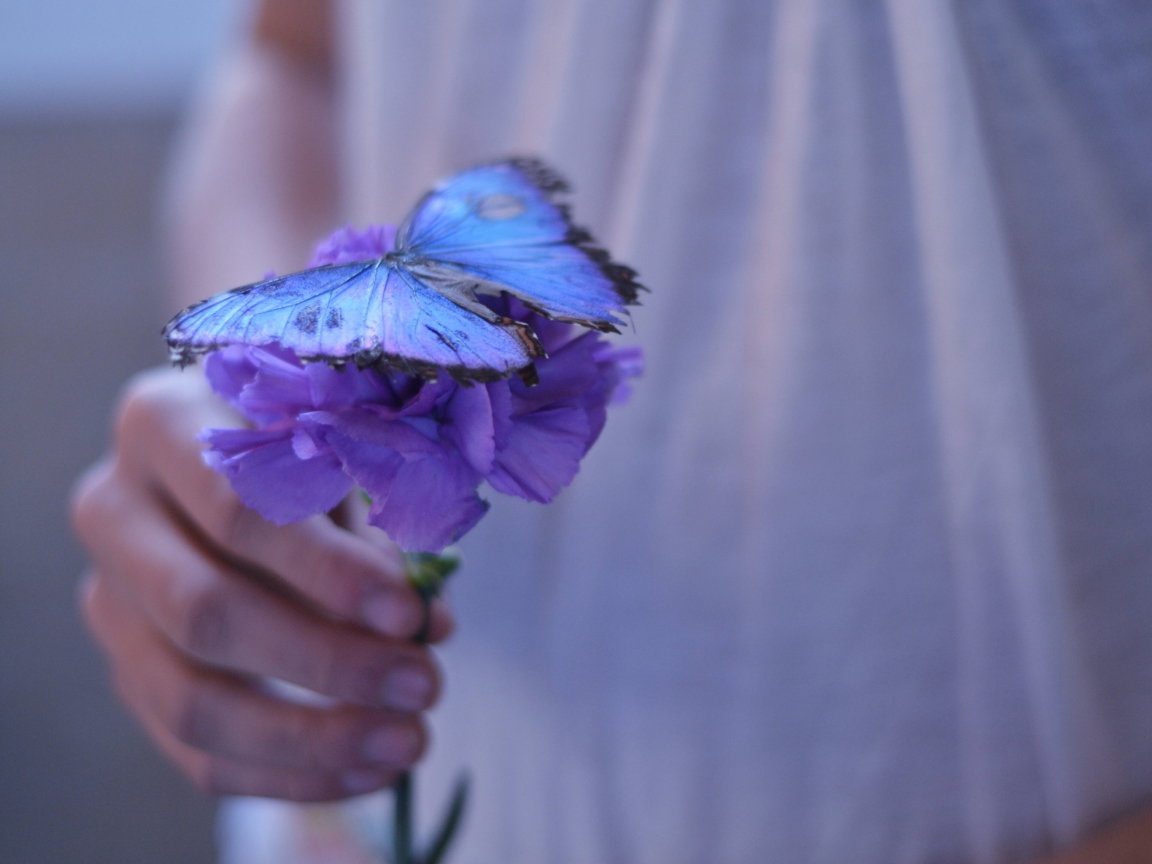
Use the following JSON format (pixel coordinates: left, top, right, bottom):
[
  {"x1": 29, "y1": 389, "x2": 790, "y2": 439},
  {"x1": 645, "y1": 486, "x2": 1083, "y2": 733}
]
[
  {"x1": 83, "y1": 570, "x2": 427, "y2": 773},
  {"x1": 115, "y1": 367, "x2": 426, "y2": 638},
  {"x1": 75, "y1": 467, "x2": 440, "y2": 709},
  {"x1": 139, "y1": 705, "x2": 397, "y2": 802},
  {"x1": 336, "y1": 493, "x2": 455, "y2": 644}
]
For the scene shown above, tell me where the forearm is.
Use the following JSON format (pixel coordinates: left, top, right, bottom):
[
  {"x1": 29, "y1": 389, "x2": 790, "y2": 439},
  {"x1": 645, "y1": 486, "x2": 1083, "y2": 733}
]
[{"x1": 164, "y1": 0, "x2": 337, "y2": 311}]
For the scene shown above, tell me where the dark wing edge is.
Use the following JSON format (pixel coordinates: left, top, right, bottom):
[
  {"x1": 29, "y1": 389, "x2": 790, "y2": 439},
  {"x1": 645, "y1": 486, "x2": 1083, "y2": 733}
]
[
  {"x1": 503, "y1": 156, "x2": 646, "y2": 307},
  {"x1": 162, "y1": 293, "x2": 238, "y2": 368}
]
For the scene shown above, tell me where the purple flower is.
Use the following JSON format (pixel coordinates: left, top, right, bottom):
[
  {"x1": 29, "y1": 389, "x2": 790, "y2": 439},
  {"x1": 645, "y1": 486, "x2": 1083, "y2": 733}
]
[{"x1": 200, "y1": 225, "x2": 642, "y2": 552}]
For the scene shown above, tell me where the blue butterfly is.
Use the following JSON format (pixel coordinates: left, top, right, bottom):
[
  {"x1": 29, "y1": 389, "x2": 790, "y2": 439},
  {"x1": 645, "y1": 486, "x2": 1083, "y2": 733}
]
[{"x1": 164, "y1": 158, "x2": 643, "y2": 382}]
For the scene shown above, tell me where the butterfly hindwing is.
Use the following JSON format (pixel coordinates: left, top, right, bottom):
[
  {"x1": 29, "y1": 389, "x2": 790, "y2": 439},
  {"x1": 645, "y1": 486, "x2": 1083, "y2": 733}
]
[
  {"x1": 399, "y1": 159, "x2": 641, "y2": 332},
  {"x1": 372, "y1": 266, "x2": 540, "y2": 377}
]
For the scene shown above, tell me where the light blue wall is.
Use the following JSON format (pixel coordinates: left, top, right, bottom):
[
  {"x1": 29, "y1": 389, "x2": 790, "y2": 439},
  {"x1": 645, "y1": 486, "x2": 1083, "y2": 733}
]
[{"x1": 0, "y1": 0, "x2": 243, "y2": 114}]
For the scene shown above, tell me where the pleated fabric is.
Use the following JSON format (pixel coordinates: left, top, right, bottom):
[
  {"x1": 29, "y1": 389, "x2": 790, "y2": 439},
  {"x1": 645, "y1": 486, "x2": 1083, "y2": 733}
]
[{"x1": 220, "y1": 1, "x2": 1152, "y2": 862}]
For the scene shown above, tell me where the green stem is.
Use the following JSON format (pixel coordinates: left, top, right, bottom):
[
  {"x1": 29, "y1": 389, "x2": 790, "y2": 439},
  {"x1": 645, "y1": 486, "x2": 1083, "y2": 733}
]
[
  {"x1": 389, "y1": 549, "x2": 462, "y2": 864},
  {"x1": 393, "y1": 771, "x2": 414, "y2": 864}
]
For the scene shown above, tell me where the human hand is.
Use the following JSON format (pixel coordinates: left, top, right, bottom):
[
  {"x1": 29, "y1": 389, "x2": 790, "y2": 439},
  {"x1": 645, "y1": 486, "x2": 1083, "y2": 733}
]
[{"x1": 71, "y1": 366, "x2": 452, "y2": 802}]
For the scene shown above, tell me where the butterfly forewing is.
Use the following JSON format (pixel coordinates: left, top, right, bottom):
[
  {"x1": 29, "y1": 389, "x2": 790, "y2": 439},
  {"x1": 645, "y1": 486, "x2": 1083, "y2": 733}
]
[
  {"x1": 165, "y1": 260, "x2": 539, "y2": 376},
  {"x1": 165, "y1": 262, "x2": 379, "y2": 364}
]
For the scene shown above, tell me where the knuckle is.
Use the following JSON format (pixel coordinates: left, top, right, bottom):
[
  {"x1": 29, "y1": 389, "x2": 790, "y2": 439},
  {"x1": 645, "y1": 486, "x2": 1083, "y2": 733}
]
[
  {"x1": 194, "y1": 762, "x2": 349, "y2": 803},
  {"x1": 296, "y1": 543, "x2": 349, "y2": 590},
  {"x1": 296, "y1": 636, "x2": 344, "y2": 698},
  {"x1": 210, "y1": 493, "x2": 259, "y2": 552},
  {"x1": 281, "y1": 781, "x2": 317, "y2": 802},
  {"x1": 188, "y1": 769, "x2": 216, "y2": 795},
  {"x1": 327, "y1": 641, "x2": 394, "y2": 704},
  {"x1": 261, "y1": 718, "x2": 312, "y2": 767},
  {"x1": 76, "y1": 571, "x2": 103, "y2": 630},
  {"x1": 168, "y1": 676, "x2": 220, "y2": 751},
  {"x1": 282, "y1": 774, "x2": 350, "y2": 803},
  {"x1": 172, "y1": 574, "x2": 235, "y2": 661},
  {"x1": 354, "y1": 644, "x2": 439, "y2": 708},
  {"x1": 193, "y1": 759, "x2": 235, "y2": 796},
  {"x1": 251, "y1": 701, "x2": 335, "y2": 769},
  {"x1": 401, "y1": 717, "x2": 430, "y2": 766},
  {"x1": 68, "y1": 461, "x2": 117, "y2": 545},
  {"x1": 110, "y1": 669, "x2": 141, "y2": 716},
  {"x1": 114, "y1": 368, "x2": 175, "y2": 445}
]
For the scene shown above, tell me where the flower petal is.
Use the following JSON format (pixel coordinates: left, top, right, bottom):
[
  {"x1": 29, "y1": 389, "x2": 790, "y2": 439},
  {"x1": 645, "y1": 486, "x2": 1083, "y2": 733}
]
[
  {"x1": 308, "y1": 224, "x2": 397, "y2": 267},
  {"x1": 509, "y1": 331, "x2": 606, "y2": 411},
  {"x1": 204, "y1": 346, "x2": 257, "y2": 407},
  {"x1": 238, "y1": 348, "x2": 314, "y2": 422},
  {"x1": 200, "y1": 427, "x2": 353, "y2": 524},
  {"x1": 395, "y1": 375, "x2": 455, "y2": 419},
  {"x1": 487, "y1": 380, "x2": 515, "y2": 450},
  {"x1": 305, "y1": 362, "x2": 385, "y2": 411},
  {"x1": 326, "y1": 429, "x2": 487, "y2": 552},
  {"x1": 291, "y1": 424, "x2": 328, "y2": 460},
  {"x1": 302, "y1": 408, "x2": 441, "y2": 455},
  {"x1": 595, "y1": 343, "x2": 644, "y2": 404},
  {"x1": 443, "y1": 382, "x2": 496, "y2": 474},
  {"x1": 486, "y1": 405, "x2": 590, "y2": 503}
]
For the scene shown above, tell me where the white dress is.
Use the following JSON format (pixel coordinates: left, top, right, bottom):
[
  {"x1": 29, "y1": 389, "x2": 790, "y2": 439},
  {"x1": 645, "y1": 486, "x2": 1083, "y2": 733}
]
[{"x1": 216, "y1": 1, "x2": 1152, "y2": 862}]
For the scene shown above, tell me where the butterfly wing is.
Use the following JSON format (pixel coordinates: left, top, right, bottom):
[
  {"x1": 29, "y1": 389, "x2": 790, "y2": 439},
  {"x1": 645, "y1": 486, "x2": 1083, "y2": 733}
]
[
  {"x1": 164, "y1": 260, "x2": 541, "y2": 377},
  {"x1": 398, "y1": 159, "x2": 642, "y2": 332},
  {"x1": 166, "y1": 158, "x2": 641, "y2": 378}
]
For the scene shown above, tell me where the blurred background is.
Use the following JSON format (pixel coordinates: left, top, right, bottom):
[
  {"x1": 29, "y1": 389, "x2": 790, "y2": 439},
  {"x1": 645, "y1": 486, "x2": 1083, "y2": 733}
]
[{"x1": 0, "y1": 0, "x2": 241, "y2": 860}]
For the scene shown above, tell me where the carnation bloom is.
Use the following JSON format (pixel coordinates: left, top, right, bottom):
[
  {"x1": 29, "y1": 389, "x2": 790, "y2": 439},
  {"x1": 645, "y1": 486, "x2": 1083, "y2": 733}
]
[{"x1": 199, "y1": 225, "x2": 642, "y2": 552}]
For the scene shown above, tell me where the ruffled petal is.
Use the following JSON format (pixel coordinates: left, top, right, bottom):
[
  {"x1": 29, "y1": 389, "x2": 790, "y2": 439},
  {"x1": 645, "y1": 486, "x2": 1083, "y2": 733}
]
[
  {"x1": 487, "y1": 380, "x2": 515, "y2": 451},
  {"x1": 443, "y1": 382, "x2": 496, "y2": 474},
  {"x1": 375, "y1": 453, "x2": 489, "y2": 552},
  {"x1": 509, "y1": 331, "x2": 607, "y2": 411},
  {"x1": 290, "y1": 424, "x2": 327, "y2": 460},
  {"x1": 308, "y1": 224, "x2": 397, "y2": 267},
  {"x1": 304, "y1": 362, "x2": 387, "y2": 411},
  {"x1": 200, "y1": 427, "x2": 353, "y2": 524},
  {"x1": 238, "y1": 349, "x2": 314, "y2": 422},
  {"x1": 486, "y1": 404, "x2": 590, "y2": 503},
  {"x1": 203, "y1": 346, "x2": 257, "y2": 408},
  {"x1": 597, "y1": 343, "x2": 644, "y2": 379},
  {"x1": 395, "y1": 375, "x2": 455, "y2": 419},
  {"x1": 302, "y1": 408, "x2": 441, "y2": 455},
  {"x1": 595, "y1": 343, "x2": 644, "y2": 404},
  {"x1": 326, "y1": 429, "x2": 487, "y2": 552}
]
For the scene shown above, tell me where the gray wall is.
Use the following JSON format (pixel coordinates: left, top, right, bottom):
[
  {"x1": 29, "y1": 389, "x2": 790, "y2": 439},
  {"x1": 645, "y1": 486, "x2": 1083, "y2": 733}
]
[
  {"x1": 0, "y1": 111, "x2": 216, "y2": 864},
  {"x1": 0, "y1": 2, "x2": 239, "y2": 859}
]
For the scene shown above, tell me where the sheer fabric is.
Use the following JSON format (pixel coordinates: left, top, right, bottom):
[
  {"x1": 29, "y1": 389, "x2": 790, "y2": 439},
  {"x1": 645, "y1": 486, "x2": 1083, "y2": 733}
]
[{"x1": 220, "y1": 1, "x2": 1152, "y2": 861}]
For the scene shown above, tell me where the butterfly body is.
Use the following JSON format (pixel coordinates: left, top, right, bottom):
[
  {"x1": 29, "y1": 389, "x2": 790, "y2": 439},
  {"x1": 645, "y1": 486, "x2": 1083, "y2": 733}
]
[{"x1": 165, "y1": 158, "x2": 642, "y2": 381}]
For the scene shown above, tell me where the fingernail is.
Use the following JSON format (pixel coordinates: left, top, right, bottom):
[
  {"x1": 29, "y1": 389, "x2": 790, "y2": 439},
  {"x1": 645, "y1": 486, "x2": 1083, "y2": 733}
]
[
  {"x1": 341, "y1": 769, "x2": 388, "y2": 795},
  {"x1": 363, "y1": 725, "x2": 421, "y2": 766},
  {"x1": 362, "y1": 593, "x2": 419, "y2": 636},
  {"x1": 382, "y1": 665, "x2": 433, "y2": 711}
]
